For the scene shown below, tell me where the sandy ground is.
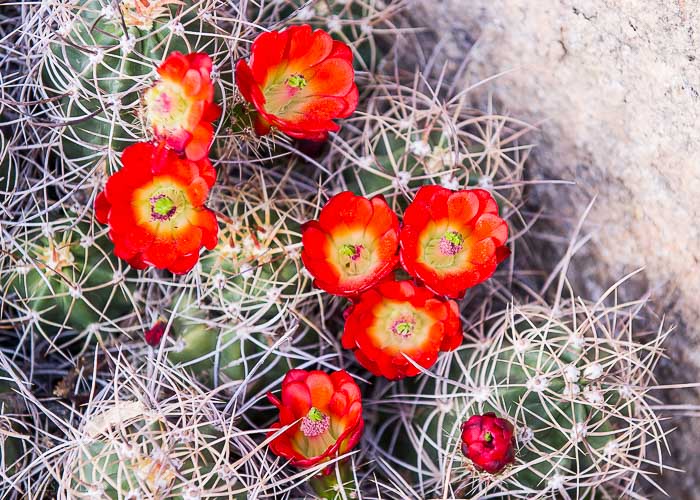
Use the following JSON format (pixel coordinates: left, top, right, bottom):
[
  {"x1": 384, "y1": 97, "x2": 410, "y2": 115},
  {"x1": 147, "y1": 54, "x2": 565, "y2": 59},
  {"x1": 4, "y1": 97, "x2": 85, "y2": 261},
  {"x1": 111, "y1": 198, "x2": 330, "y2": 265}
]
[{"x1": 417, "y1": 0, "x2": 700, "y2": 495}]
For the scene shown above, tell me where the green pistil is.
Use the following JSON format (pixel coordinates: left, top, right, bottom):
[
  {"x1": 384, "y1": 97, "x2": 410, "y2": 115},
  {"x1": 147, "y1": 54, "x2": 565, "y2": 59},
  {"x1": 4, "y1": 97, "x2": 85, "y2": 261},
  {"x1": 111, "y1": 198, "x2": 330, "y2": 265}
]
[
  {"x1": 340, "y1": 244, "x2": 358, "y2": 257},
  {"x1": 483, "y1": 431, "x2": 493, "y2": 443},
  {"x1": 396, "y1": 322, "x2": 413, "y2": 336},
  {"x1": 444, "y1": 231, "x2": 464, "y2": 246},
  {"x1": 286, "y1": 73, "x2": 307, "y2": 89},
  {"x1": 307, "y1": 407, "x2": 323, "y2": 422},
  {"x1": 153, "y1": 196, "x2": 175, "y2": 216},
  {"x1": 391, "y1": 316, "x2": 416, "y2": 338}
]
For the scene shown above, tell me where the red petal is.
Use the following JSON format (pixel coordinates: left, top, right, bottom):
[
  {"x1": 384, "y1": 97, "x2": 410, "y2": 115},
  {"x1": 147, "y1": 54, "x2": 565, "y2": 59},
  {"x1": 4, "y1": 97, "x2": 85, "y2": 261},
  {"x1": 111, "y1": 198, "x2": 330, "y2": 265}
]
[
  {"x1": 287, "y1": 25, "x2": 333, "y2": 72},
  {"x1": 157, "y1": 52, "x2": 188, "y2": 81},
  {"x1": 473, "y1": 214, "x2": 508, "y2": 244},
  {"x1": 235, "y1": 59, "x2": 265, "y2": 108},
  {"x1": 184, "y1": 123, "x2": 213, "y2": 162},
  {"x1": 305, "y1": 58, "x2": 354, "y2": 97},
  {"x1": 168, "y1": 252, "x2": 199, "y2": 274},
  {"x1": 447, "y1": 190, "x2": 480, "y2": 224},
  {"x1": 186, "y1": 52, "x2": 213, "y2": 73},
  {"x1": 94, "y1": 191, "x2": 110, "y2": 224},
  {"x1": 305, "y1": 372, "x2": 334, "y2": 408},
  {"x1": 282, "y1": 381, "x2": 312, "y2": 418},
  {"x1": 328, "y1": 40, "x2": 353, "y2": 63},
  {"x1": 182, "y1": 68, "x2": 203, "y2": 96},
  {"x1": 249, "y1": 30, "x2": 289, "y2": 85},
  {"x1": 301, "y1": 224, "x2": 331, "y2": 259},
  {"x1": 143, "y1": 238, "x2": 177, "y2": 269}
]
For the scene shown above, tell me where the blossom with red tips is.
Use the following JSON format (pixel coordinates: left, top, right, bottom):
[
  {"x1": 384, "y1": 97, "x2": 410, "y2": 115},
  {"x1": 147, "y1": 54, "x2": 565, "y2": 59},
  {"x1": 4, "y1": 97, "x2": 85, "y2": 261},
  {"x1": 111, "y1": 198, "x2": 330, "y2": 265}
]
[
  {"x1": 145, "y1": 320, "x2": 167, "y2": 346},
  {"x1": 301, "y1": 192, "x2": 399, "y2": 297},
  {"x1": 235, "y1": 24, "x2": 358, "y2": 141},
  {"x1": 95, "y1": 142, "x2": 218, "y2": 274},
  {"x1": 461, "y1": 413, "x2": 515, "y2": 474},
  {"x1": 400, "y1": 185, "x2": 509, "y2": 299},
  {"x1": 341, "y1": 279, "x2": 462, "y2": 380},
  {"x1": 267, "y1": 369, "x2": 363, "y2": 471},
  {"x1": 144, "y1": 51, "x2": 221, "y2": 161}
]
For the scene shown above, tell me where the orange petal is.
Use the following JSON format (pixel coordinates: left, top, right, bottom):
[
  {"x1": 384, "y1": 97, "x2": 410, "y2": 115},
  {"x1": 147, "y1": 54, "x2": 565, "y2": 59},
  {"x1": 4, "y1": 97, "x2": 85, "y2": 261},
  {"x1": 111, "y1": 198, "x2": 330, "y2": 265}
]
[
  {"x1": 282, "y1": 381, "x2": 312, "y2": 418},
  {"x1": 287, "y1": 25, "x2": 333, "y2": 72},
  {"x1": 305, "y1": 372, "x2": 334, "y2": 409},
  {"x1": 184, "y1": 123, "x2": 213, "y2": 162},
  {"x1": 305, "y1": 58, "x2": 354, "y2": 97}
]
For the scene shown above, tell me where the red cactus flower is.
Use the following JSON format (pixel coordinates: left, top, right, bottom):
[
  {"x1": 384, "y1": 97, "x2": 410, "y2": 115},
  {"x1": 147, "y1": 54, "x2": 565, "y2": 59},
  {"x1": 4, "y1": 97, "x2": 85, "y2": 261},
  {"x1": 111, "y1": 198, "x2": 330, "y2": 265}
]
[
  {"x1": 341, "y1": 279, "x2": 462, "y2": 380},
  {"x1": 400, "y1": 185, "x2": 509, "y2": 299},
  {"x1": 145, "y1": 320, "x2": 167, "y2": 346},
  {"x1": 301, "y1": 192, "x2": 400, "y2": 297},
  {"x1": 461, "y1": 413, "x2": 515, "y2": 474},
  {"x1": 95, "y1": 142, "x2": 218, "y2": 274},
  {"x1": 144, "y1": 51, "x2": 221, "y2": 161},
  {"x1": 267, "y1": 369, "x2": 363, "y2": 471},
  {"x1": 235, "y1": 24, "x2": 358, "y2": 141}
]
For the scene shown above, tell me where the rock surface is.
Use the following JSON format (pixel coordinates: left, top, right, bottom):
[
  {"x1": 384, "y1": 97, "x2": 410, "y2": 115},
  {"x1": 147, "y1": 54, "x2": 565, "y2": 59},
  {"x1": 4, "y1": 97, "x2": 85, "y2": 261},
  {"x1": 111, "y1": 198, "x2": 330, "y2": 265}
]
[{"x1": 417, "y1": 0, "x2": 700, "y2": 494}]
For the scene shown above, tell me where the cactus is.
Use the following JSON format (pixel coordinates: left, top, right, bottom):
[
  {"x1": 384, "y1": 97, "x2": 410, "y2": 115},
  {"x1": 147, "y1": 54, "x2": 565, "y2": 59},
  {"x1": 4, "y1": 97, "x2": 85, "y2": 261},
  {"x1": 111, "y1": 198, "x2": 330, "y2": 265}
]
[
  {"x1": 195, "y1": 181, "x2": 312, "y2": 330},
  {"x1": 249, "y1": 0, "x2": 402, "y2": 74},
  {"x1": 335, "y1": 82, "x2": 530, "y2": 213},
  {"x1": 0, "y1": 353, "x2": 35, "y2": 498},
  {"x1": 0, "y1": 377, "x2": 25, "y2": 482},
  {"x1": 0, "y1": 131, "x2": 17, "y2": 210},
  {"x1": 53, "y1": 360, "x2": 271, "y2": 499},
  {"x1": 164, "y1": 288, "x2": 320, "y2": 396},
  {"x1": 374, "y1": 297, "x2": 672, "y2": 498},
  {"x1": 38, "y1": 0, "x2": 224, "y2": 178},
  {"x1": 0, "y1": 211, "x2": 137, "y2": 351},
  {"x1": 163, "y1": 291, "x2": 270, "y2": 389}
]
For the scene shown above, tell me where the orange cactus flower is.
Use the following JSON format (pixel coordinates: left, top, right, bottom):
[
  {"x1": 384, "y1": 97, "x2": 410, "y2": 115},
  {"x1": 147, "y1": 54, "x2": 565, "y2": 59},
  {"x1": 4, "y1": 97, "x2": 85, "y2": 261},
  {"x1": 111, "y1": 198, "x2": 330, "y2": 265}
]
[
  {"x1": 400, "y1": 185, "x2": 509, "y2": 299},
  {"x1": 341, "y1": 279, "x2": 463, "y2": 380},
  {"x1": 95, "y1": 142, "x2": 218, "y2": 274},
  {"x1": 267, "y1": 369, "x2": 364, "y2": 471},
  {"x1": 235, "y1": 25, "x2": 358, "y2": 141},
  {"x1": 144, "y1": 51, "x2": 221, "y2": 161},
  {"x1": 301, "y1": 192, "x2": 399, "y2": 297}
]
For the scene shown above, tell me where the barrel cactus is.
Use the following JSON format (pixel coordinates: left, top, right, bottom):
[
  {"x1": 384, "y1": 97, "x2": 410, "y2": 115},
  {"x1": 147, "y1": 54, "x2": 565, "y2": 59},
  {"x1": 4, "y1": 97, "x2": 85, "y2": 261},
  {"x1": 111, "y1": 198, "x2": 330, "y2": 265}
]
[
  {"x1": 375, "y1": 297, "x2": 671, "y2": 498},
  {"x1": 39, "y1": 0, "x2": 224, "y2": 182},
  {"x1": 0, "y1": 211, "x2": 137, "y2": 351},
  {"x1": 248, "y1": 0, "x2": 400, "y2": 74},
  {"x1": 55, "y1": 362, "x2": 267, "y2": 499},
  {"x1": 0, "y1": 354, "x2": 32, "y2": 494},
  {"x1": 334, "y1": 82, "x2": 529, "y2": 213},
  {"x1": 163, "y1": 291, "x2": 279, "y2": 390},
  {"x1": 195, "y1": 182, "x2": 312, "y2": 330}
]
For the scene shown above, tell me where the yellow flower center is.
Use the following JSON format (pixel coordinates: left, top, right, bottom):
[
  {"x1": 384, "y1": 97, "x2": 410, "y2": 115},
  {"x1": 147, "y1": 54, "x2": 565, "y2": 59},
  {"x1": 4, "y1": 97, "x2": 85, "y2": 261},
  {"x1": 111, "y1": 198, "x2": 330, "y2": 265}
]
[
  {"x1": 144, "y1": 81, "x2": 191, "y2": 134},
  {"x1": 300, "y1": 407, "x2": 330, "y2": 438},
  {"x1": 390, "y1": 315, "x2": 416, "y2": 338},
  {"x1": 338, "y1": 243, "x2": 370, "y2": 277},
  {"x1": 285, "y1": 73, "x2": 307, "y2": 90}
]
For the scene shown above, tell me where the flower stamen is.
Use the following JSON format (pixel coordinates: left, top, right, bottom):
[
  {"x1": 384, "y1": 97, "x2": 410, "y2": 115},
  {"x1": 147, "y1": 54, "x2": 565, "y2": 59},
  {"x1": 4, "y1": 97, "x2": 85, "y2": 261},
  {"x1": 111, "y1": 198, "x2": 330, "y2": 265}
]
[
  {"x1": 340, "y1": 244, "x2": 363, "y2": 261},
  {"x1": 286, "y1": 73, "x2": 308, "y2": 90},
  {"x1": 300, "y1": 407, "x2": 330, "y2": 437},
  {"x1": 391, "y1": 316, "x2": 416, "y2": 338},
  {"x1": 439, "y1": 230, "x2": 464, "y2": 256},
  {"x1": 150, "y1": 193, "x2": 177, "y2": 221}
]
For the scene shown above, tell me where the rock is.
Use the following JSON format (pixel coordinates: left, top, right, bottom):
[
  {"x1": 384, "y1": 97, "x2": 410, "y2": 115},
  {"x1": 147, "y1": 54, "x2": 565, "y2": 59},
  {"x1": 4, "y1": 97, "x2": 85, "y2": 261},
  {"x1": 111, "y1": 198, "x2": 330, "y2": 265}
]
[{"x1": 416, "y1": 0, "x2": 700, "y2": 494}]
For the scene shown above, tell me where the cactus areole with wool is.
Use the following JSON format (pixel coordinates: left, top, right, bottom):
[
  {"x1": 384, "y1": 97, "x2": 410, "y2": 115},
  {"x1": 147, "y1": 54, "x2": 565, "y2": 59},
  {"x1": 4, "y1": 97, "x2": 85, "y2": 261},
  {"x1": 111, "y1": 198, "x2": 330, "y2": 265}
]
[
  {"x1": 400, "y1": 185, "x2": 510, "y2": 299},
  {"x1": 301, "y1": 191, "x2": 399, "y2": 296},
  {"x1": 341, "y1": 279, "x2": 463, "y2": 380},
  {"x1": 95, "y1": 142, "x2": 218, "y2": 274},
  {"x1": 461, "y1": 413, "x2": 516, "y2": 474},
  {"x1": 235, "y1": 24, "x2": 359, "y2": 141},
  {"x1": 267, "y1": 369, "x2": 363, "y2": 471}
]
